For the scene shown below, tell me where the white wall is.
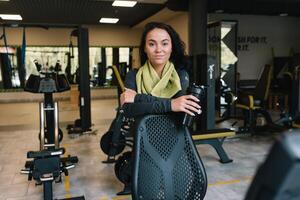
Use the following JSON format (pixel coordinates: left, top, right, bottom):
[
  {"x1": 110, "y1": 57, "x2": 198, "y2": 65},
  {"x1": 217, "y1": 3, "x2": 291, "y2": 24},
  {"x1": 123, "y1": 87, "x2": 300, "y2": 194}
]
[
  {"x1": 209, "y1": 14, "x2": 300, "y2": 79},
  {"x1": 164, "y1": 12, "x2": 300, "y2": 80}
]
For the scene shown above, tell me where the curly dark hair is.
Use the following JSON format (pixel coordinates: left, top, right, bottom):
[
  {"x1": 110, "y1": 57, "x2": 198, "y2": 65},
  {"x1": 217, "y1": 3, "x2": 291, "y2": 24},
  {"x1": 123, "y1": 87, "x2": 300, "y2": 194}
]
[{"x1": 139, "y1": 22, "x2": 188, "y2": 69}]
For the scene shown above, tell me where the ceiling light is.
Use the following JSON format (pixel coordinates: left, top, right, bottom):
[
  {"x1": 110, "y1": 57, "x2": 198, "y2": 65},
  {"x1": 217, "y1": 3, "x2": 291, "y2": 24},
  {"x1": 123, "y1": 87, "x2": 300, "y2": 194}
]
[
  {"x1": 279, "y1": 13, "x2": 288, "y2": 17},
  {"x1": 0, "y1": 0, "x2": 10, "y2": 2},
  {"x1": 112, "y1": 1, "x2": 137, "y2": 7},
  {"x1": 99, "y1": 18, "x2": 119, "y2": 24},
  {"x1": 0, "y1": 14, "x2": 22, "y2": 20}
]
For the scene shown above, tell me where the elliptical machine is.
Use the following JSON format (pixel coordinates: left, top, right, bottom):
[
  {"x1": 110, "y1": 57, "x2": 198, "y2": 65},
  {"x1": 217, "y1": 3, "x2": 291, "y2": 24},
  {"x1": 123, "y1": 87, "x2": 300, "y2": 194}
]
[{"x1": 21, "y1": 69, "x2": 84, "y2": 200}]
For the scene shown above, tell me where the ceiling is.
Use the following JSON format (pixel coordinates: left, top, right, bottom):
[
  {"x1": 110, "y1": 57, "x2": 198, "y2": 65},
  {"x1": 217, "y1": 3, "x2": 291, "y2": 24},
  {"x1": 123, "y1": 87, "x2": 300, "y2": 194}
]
[
  {"x1": 0, "y1": 0, "x2": 167, "y2": 26},
  {"x1": 0, "y1": 0, "x2": 300, "y2": 27}
]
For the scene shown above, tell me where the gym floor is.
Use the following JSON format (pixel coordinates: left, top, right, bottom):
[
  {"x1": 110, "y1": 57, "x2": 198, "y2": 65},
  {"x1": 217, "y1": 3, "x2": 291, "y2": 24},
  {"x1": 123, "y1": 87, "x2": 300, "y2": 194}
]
[{"x1": 0, "y1": 99, "x2": 276, "y2": 200}]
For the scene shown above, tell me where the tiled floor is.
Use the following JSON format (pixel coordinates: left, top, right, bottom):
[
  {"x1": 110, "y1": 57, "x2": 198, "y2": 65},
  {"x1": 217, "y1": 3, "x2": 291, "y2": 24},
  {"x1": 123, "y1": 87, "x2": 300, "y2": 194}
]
[{"x1": 0, "y1": 99, "x2": 277, "y2": 200}]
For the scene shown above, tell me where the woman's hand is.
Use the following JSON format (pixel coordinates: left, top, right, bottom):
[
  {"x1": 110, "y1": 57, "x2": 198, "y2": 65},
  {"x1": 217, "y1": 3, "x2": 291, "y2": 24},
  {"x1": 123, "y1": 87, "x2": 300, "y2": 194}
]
[
  {"x1": 120, "y1": 88, "x2": 137, "y2": 106},
  {"x1": 171, "y1": 95, "x2": 202, "y2": 116}
]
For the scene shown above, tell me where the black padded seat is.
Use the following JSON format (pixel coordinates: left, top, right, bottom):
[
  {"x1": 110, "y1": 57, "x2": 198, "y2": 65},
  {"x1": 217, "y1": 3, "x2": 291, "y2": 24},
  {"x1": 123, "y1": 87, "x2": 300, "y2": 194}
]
[
  {"x1": 236, "y1": 64, "x2": 276, "y2": 133},
  {"x1": 236, "y1": 64, "x2": 272, "y2": 110},
  {"x1": 132, "y1": 115, "x2": 207, "y2": 200}
]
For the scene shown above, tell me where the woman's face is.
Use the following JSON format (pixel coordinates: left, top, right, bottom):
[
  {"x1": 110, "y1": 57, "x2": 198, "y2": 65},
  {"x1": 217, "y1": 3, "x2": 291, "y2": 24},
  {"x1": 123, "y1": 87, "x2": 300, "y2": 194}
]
[{"x1": 144, "y1": 28, "x2": 172, "y2": 68}]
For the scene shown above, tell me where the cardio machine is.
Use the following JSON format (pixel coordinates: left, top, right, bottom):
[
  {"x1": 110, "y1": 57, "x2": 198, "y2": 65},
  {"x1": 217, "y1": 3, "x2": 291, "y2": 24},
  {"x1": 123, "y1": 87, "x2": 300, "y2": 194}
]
[
  {"x1": 21, "y1": 69, "x2": 84, "y2": 200},
  {"x1": 100, "y1": 108, "x2": 134, "y2": 194},
  {"x1": 271, "y1": 55, "x2": 300, "y2": 129}
]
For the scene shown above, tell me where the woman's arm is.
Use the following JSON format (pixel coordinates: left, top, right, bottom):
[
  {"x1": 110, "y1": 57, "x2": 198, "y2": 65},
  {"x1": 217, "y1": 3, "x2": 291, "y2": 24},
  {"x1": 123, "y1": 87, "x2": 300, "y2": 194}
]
[
  {"x1": 122, "y1": 94, "x2": 200, "y2": 118},
  {"x1": 122, "y1": 100, "x2": 171, "y2": 118}
]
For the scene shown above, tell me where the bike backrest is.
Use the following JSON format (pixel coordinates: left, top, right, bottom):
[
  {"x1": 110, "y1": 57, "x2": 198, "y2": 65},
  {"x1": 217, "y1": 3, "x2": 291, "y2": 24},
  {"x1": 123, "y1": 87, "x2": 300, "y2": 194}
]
[{"x1": 132, "y1": 114, "x2": 207, "y2": 200}]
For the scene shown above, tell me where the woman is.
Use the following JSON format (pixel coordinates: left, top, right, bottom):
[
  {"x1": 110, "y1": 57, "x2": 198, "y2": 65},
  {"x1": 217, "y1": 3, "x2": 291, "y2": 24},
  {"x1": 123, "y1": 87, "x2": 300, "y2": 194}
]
[{"x1": 120, "y1": 22, "x2": 201, "y2": 117}]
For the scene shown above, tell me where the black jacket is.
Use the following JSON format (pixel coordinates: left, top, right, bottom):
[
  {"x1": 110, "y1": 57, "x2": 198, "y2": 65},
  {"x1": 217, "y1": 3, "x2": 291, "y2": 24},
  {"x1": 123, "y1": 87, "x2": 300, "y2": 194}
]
[{"x1": 122, "y1": 68, "x2": 190, "y2": 117}]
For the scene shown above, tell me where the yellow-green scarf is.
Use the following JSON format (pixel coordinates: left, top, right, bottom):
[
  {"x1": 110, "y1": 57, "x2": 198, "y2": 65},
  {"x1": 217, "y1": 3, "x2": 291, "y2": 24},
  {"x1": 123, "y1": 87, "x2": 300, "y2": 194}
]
[{"x1": 136, "y1": 61, "x2": 181, "y2": 98}]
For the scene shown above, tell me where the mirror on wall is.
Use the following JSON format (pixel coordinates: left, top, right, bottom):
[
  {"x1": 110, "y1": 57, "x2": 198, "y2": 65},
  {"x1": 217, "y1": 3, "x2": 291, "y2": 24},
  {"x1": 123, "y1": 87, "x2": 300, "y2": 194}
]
[
  {"x1": 208, "y1": 20, "x2": 238, "y2": 119},
  {"x1": 0, "y1": 46, "x2": 136, "y2": 90},
  {"x1": 0, "y1": 47, "x2": 18, "y2": 89}
]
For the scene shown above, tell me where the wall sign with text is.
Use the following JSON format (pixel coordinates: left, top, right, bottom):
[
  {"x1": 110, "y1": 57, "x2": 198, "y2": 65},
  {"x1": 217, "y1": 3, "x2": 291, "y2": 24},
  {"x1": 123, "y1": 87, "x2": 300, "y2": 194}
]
[{"x1": 237, "y1": 36, "x2": 267, "y2": 51}]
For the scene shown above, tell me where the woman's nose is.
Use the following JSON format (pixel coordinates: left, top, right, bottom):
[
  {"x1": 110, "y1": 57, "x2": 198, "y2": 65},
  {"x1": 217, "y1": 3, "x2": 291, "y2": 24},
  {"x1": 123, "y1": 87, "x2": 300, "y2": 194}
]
[{"x1": 155, "y1": 45, "x2": 162, "y2": 52}]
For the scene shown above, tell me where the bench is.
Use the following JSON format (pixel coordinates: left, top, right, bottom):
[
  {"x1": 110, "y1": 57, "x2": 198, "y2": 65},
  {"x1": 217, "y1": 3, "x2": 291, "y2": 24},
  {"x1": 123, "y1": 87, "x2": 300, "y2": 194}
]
[{"x1": 192, "y1": 129, "x2": 236, "y2": 163}]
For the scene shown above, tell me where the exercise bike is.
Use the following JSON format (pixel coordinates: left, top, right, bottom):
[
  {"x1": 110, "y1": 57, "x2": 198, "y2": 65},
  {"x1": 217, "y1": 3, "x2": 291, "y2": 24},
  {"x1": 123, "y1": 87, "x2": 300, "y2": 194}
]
[
  {"x1": 99, "y1": 107, "x2": 134, "y2": 194},
  {"x1": 100, "y1": 83, "x2": 206, "y2": 196},
  {"x1": 21, "y1": 69, "x2": 84, "y2": 200}
]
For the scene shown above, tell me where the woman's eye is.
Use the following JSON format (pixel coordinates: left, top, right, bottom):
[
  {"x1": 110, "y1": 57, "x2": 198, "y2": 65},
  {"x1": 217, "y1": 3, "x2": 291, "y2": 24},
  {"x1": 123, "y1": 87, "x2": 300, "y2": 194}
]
[
  {"x1": 149, "y1": 43, "x2": 154, "y2": 47},
  {"x1": 163, "y1": 42, "x2": 169, "y2": 46}
]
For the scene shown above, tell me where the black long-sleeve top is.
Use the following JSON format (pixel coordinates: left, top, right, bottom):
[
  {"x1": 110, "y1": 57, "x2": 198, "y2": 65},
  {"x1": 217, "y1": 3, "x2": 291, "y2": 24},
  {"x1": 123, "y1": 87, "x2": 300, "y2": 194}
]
[{"x1": 122, "y1": 68, "x2": 190, "y2": 117}]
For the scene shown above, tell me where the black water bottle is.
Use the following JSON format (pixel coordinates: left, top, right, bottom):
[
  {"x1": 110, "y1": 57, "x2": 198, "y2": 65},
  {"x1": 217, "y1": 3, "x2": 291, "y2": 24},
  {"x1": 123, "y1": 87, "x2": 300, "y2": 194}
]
[{"x1": 182, "y1": 83, "x2": 205, "y2": 127}]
